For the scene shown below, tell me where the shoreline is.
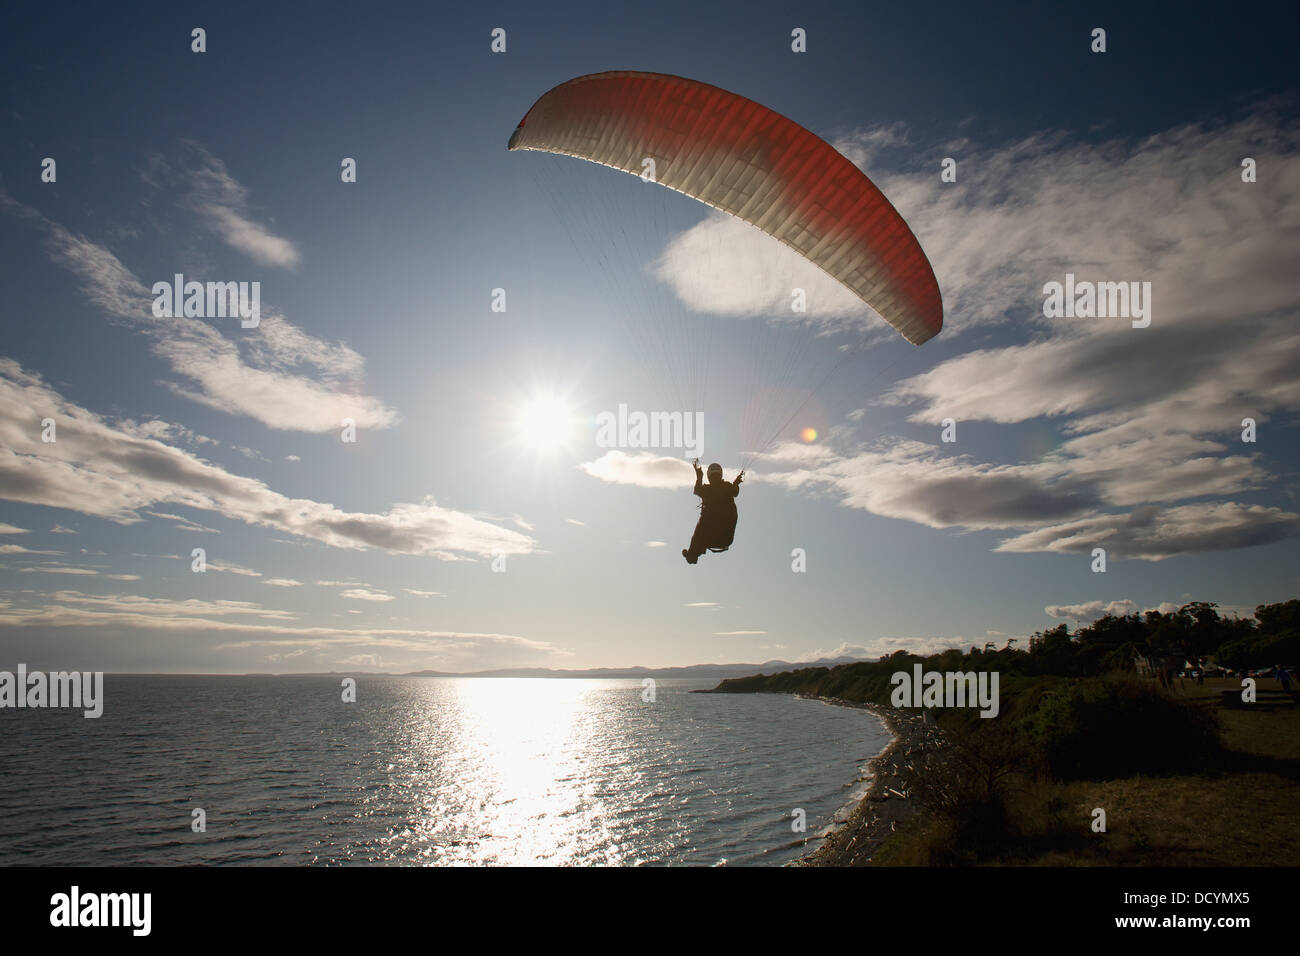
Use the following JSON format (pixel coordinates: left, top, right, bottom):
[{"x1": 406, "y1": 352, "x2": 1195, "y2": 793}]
[{"x1": 793, "y1": 696, "x2": 936, "y2": 866}]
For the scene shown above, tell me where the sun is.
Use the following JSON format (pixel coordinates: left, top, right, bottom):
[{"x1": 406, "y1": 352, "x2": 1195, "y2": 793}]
[{"x1": 514, "y1": 393, "x2": 578, "y2": 453}]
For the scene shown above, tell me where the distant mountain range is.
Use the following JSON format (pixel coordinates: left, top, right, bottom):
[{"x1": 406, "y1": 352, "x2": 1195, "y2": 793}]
[
  {"x1": 394, "y1": 657, "x2": 871, "y2": 680},
  {"x1": 119, "y1": 658, "x2": 873, "y2": 678}
]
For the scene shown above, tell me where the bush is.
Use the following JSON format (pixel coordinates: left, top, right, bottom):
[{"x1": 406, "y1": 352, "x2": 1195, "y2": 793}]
[
  {"x1": 898, "y1": 716, "x2": 1031, "y2": 861},
  {"x1": 1030, "y1": 675, "x2": 1220, "y2": 780},
  {"x1": 1216, "y1": 630, "x2": 1300, "y2": 671}
]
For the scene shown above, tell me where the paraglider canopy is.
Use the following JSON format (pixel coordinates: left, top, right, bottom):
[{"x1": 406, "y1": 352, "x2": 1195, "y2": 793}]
[{"x1": 508, "y1": 70, "x2": 942, "y2": 346}]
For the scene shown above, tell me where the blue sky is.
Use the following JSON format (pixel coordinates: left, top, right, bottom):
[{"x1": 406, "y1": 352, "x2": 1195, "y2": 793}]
[{"x1": 1, "y1": 1, "x2": 1298, "y2": 673}]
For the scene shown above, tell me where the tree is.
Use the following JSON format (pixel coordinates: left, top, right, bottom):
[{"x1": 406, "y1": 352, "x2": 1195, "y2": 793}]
[{"x1": 1256, "y1": 600, "x2": 1300, "y2": 636}]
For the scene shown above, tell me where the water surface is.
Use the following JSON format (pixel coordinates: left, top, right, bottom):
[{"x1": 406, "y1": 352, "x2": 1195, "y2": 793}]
[{"x1": 0, "y1": 676, "x2": 888, "y2": 865}]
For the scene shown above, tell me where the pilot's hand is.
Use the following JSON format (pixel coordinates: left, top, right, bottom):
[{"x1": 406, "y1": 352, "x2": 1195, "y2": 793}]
[{"x1": 736, "y1": 472, "x2": 744, "y2": 484}]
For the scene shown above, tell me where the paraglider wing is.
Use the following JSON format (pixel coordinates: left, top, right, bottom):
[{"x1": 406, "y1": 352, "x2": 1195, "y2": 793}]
[{"x1": 508, "y1": 71, "x2": 942, "y2": 345}]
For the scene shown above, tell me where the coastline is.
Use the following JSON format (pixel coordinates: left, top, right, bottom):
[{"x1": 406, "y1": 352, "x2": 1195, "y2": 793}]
[{"x1": 794, "y1": 696, "x2": 936, "y2": 866}]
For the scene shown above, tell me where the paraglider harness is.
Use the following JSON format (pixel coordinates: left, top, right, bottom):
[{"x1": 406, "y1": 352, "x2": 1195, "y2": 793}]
[{"x1": 693, "y1": 459, "x2": 742, "y2": 553}]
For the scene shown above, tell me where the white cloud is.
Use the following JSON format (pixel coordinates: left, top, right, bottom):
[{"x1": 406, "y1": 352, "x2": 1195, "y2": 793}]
[
  {"x1": 653, "y1": 212, "x2": 874, "y2": 331},
  {"x1": 206, "y1": 561, "x2": 262, "y2": 578},
  {"x1": 0, "y1": 361, "x2": 537, "y2": 560},
  {"x1": 1, "y1": 189, "x2": 397, "y2": 434},
  {"x1": 201, "y1": 204, "x2": 300, "y2": 268},
  {"x1": 578, "y1": 450, "x2": 694, "y2": 489},
  {"x1": 340, "y1": 588, "x2": 394, "y2": 602},
  {"x1": 870, "y1": 108, "x2": 1300, "y2": 338},
  {"x1": 1044, "y1": 600, "x2": 1138, "y2": 622},
  {"x1": 130, "y1": 420, "x2": 219, "y2": 447},
  {"x1": 0, "y1": 590, "x2": 295, "y2": 622},
  {"x1": 832, "y1": 125, "x2": 911, "y2": 168},
  {"x1": 1045, "y1": 599, "x2": 1184, "y2": 622},
  {"x1": 17, "y1": 565, "x2": 97, "y2": 575},
  {"x1": 153, "y1": 142, "x2": 301, "y2": 268},
  {"x1": 761, "y1": 439, "x2": 1099, "y2": 530},
  {"x1": 801, "y1": 643, "x2": 876, "y2": 660},
  {"x1": 806, "y1": 635, "x2": 969, "y2": 659},
  {"x1": 147, "y1": 511, "x2": 222, "y2": 534},
  {"x1": 998, "y1": 502, "x2": 1300, "y2": 561},
  {"x1": 0, "y1": 589, "x2": 562, "y2": 662},
  {"x1": 748, "y1": 108, "x2": 1300, "y2": 561},
  {"x1": 760, "y1": 436, "x2": 1300, "y2": 560}
]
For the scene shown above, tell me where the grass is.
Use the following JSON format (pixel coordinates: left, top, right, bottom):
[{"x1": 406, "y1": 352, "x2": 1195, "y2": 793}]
[
  {"x1": 1036, "y1": 773, "x2": 1300, "y2": 866},
  {"x1": 871, "y1": 688, "x2": 1300, "y2": 866}
]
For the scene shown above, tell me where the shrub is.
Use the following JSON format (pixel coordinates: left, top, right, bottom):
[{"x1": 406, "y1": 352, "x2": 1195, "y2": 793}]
[{"x1": 1031, "y1": 675, "x2": 1220, "y2": 780}]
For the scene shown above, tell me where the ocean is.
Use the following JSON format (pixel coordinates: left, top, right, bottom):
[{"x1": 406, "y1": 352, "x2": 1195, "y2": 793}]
[{"x1": 0, "y1": 675, "x2": 889, "y2": 866}]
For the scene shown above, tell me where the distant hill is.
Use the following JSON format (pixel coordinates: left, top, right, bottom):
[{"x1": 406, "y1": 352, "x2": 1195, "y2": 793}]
[
  {"x1": 114, "y1": 657, "x2": 873, "y2": 678},
  {"x1": 395, "y1": 657, "x2": 871, "y2": 680}
]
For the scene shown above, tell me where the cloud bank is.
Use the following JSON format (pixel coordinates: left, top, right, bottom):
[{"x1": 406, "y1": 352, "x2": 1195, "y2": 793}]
[{"x1": 0, "y1": 360, "x2": 535, "y2": 560}]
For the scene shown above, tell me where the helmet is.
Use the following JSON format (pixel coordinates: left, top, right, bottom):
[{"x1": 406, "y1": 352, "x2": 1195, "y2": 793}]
[{"x1": 707, "y1": 462, "x2": 723, "y2": 479}]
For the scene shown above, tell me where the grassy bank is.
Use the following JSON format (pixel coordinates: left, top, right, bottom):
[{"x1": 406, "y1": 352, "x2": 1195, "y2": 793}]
[{"x1": 712, "y1": 663, "x2": 1300, "y2": 865}]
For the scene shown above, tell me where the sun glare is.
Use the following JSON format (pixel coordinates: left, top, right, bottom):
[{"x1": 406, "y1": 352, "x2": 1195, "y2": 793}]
[{"x1": 515, "y1": 394, "x2": 577, "y2": 452}]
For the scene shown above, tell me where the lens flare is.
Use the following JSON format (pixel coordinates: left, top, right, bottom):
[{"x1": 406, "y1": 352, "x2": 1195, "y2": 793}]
[{"x1": 800, "y1": 427, "x2": 818, "y2": 443}]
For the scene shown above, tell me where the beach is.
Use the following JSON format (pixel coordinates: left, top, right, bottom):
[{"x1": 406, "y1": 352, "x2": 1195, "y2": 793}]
[{"x1": 797, "y1": 699, "x2": 936, "y2": 866}]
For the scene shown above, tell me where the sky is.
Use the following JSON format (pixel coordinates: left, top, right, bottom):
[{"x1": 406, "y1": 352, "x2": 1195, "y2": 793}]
[{"x1": 1, "y1": 1, "x2": 1298, "y2": 673}]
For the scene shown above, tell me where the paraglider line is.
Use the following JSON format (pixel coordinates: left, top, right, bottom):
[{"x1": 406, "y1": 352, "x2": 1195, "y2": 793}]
[{"x1": 740, "y1": 346, "x2": 909, "y2": 473}]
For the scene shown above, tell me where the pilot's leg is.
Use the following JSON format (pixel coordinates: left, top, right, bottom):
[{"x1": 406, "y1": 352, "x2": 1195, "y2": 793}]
[{"x1": 684, "y1": 517, "x2": 709, "y2": 562}]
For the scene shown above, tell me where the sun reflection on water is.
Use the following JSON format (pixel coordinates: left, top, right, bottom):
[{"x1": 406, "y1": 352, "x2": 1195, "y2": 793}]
[
  {"x1": 323, "y1": 676, "x2": 882, "y2": 867},
  {"x1": 381, "y1": 679, "x2": 631, "y2": 865}
]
